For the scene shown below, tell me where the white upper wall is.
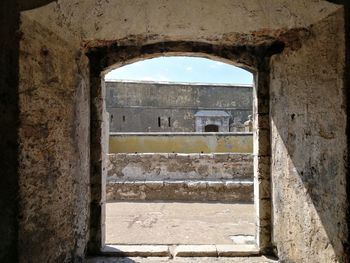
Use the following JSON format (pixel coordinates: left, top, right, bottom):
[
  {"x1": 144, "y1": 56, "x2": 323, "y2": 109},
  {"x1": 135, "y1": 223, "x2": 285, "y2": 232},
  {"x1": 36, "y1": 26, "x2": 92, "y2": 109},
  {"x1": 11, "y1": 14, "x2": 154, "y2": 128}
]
[{"x1": 22, "y1": 0, "x2": 341, "y2": 45}]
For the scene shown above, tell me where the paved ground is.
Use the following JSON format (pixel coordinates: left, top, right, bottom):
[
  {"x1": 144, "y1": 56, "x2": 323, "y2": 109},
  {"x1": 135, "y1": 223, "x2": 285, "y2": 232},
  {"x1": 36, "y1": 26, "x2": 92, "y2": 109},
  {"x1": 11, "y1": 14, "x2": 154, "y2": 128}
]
[{"x1": 106, "y1": 202, "x2": 255, "y2": 245}]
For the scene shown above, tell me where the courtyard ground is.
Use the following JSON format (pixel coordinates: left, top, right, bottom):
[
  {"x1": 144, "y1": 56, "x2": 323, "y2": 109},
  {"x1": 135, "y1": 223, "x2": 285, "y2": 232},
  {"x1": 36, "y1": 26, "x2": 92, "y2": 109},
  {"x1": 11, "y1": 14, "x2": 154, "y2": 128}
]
[{"x1": 105, "y1": 201, "x2": 255, "y2": 245}]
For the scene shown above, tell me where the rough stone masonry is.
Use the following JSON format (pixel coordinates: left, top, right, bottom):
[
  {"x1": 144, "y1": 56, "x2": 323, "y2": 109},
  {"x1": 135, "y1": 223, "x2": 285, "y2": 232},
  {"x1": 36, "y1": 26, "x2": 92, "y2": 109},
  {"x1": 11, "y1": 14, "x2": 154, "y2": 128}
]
[{"x1": 106, "y1": 153, "x2": 254, "y2": 202}]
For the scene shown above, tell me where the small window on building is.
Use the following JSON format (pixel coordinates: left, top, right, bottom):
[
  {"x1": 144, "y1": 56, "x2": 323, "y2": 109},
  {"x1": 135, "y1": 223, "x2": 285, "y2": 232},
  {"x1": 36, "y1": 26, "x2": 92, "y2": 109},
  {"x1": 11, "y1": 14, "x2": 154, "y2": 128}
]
[
  {"x1": 158, "y1": 117, "x2": 161, "y2": 127},
  {"x1": 205, "y1": 124, "x2": 219, "y2": 132},
  {"x1": 122, "y1": 116, "x2": 126, "y2": 122},
  {"x1": 168, "y1": 117, "x2": 171, "y2": 127}
]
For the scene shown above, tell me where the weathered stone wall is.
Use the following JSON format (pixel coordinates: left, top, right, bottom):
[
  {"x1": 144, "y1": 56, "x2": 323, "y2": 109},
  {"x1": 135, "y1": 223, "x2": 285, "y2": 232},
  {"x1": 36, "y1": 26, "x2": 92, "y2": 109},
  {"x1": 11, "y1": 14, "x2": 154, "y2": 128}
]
[
  {"x1": 107, "y1": 153, "x2": 253, "y2": 181},
  {"x1": 107, "y1": 153, "x2": 253, "y2": 202},
  {"x1": 270, "y1": 9, "x2": 347, "y2": 263},
  {"x1": 106, "y1": 81, "x2": 252, "y2": 132},
  {"x1": 107, "y1": 180, "x2": 253, "y2": 202},
  {"x1": 24, "y1": 0, "x2": 340, "y2": 47},
  {"x1": 18, "y1": 15, "x2": 90, "y2": 262}
]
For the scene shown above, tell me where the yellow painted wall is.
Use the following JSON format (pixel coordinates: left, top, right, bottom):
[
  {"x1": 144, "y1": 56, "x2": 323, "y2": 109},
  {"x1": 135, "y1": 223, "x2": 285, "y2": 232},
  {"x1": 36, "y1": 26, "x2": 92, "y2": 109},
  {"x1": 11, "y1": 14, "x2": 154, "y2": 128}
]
[{"x1": 109, "y1": 133, "x2": 253, "y2": 153}]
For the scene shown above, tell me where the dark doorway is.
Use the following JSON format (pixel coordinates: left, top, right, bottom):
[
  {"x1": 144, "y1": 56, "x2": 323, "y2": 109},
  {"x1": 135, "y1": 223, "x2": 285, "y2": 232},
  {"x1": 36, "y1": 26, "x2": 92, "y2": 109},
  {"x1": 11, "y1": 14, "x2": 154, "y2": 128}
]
[{"x1": 205, "y1": 124, "x2": 219, "y2": 132}]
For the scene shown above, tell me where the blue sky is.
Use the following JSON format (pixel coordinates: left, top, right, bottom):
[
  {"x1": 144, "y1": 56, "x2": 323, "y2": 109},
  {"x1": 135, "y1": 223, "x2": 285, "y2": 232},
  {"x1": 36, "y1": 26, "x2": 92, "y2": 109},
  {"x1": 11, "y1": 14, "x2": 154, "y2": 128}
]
[{"x1": 105, "y1": 56, "x2": 253, "y2": 85}]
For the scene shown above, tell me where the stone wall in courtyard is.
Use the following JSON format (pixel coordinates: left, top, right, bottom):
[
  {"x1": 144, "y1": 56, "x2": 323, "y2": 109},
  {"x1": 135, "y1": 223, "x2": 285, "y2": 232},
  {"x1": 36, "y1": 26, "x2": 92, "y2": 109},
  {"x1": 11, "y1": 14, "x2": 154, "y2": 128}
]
[
  {"x1": 109, "y1": 133, "x2": 253, "y2": 153},
  {"x1": 107, "y1": 153, "x2": 253, "y2": 202}
]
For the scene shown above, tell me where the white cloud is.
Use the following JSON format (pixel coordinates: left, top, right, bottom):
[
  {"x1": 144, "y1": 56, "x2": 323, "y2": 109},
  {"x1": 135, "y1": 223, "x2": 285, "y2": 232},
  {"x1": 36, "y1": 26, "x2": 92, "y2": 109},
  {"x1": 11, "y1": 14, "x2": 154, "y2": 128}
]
[
  {"x1": 209, "y1": 61, "x2": 225, "y2": 69},
  {"x1": 186, "y1": 66, "x2": 193, "y2": 71},
  {"x1": 215, "y1": 61, "x2": 225, "y2": 66}
]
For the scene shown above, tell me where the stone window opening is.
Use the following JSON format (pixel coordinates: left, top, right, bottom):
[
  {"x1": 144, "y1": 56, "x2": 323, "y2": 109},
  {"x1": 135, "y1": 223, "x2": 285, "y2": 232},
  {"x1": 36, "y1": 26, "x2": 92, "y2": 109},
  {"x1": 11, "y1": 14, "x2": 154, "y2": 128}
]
[{"x1": 87, "y1": 41, "x2": 279, "y2": 258}]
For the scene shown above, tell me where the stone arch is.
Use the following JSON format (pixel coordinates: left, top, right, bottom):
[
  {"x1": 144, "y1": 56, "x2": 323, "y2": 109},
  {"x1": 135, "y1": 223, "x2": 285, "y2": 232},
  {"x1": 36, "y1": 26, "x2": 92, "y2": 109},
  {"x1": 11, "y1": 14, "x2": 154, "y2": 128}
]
[{"x1": 87, "y1": 40, "x2": 283, "y2": 255}]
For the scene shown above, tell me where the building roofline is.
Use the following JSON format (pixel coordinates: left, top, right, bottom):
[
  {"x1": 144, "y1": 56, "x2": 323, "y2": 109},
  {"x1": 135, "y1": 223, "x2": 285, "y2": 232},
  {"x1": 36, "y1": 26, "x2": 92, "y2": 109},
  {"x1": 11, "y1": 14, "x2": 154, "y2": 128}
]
[
  {"x1": 105, "y1": 79, "x2": 253, "y2": 87},
  {"x1": 194, "y1": 110, "x2": 231, "y2": 117}
]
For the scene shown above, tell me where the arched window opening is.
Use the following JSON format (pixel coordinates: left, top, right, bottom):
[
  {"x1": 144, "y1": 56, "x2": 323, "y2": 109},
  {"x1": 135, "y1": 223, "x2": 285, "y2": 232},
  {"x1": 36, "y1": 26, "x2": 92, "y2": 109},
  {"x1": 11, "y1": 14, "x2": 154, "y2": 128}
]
[{"x1": 92, "y1": 54, "x2": 262, "y2": 256}]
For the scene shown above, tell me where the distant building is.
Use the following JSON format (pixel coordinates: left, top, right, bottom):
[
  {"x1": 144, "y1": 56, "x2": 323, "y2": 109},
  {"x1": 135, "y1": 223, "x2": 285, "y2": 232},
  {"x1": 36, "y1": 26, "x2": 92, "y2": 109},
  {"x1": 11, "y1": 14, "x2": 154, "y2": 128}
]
[{"x1": 106, "y1": 80, "x2": 253, "y2": 132}]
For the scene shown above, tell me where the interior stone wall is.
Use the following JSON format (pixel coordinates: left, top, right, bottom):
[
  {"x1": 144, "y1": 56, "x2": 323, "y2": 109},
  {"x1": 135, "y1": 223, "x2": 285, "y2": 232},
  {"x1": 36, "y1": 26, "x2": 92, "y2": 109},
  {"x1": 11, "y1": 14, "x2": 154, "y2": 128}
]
[
  {"x1": 18, "y1": 15, "x2": 90, "y2": 262},
  {"x1": 24, "y1": 0, "x2": 340, "y2": 47},
  {"x1": 270, "y1": 9, "x2": 347, "y2": 263}
]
